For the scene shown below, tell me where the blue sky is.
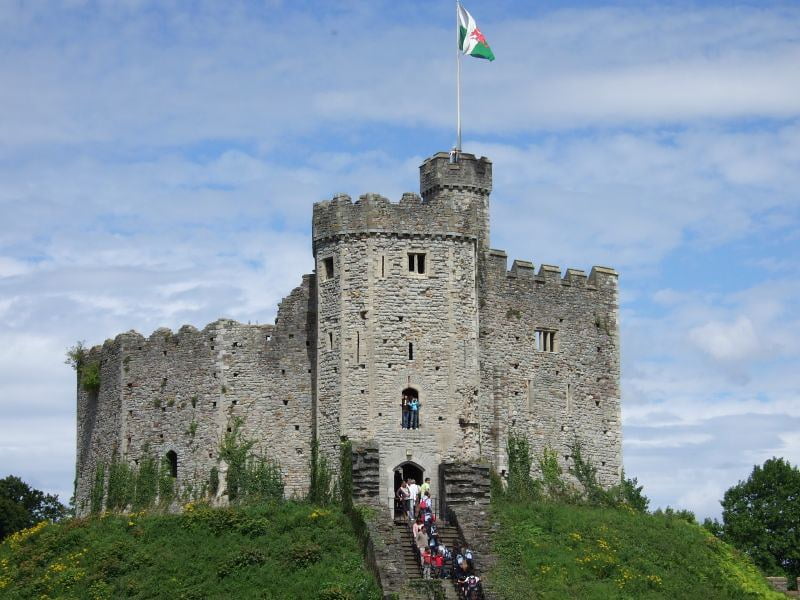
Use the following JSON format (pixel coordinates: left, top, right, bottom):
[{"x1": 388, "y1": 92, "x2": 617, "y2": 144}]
[{"x1": 1, "y1": 0, "x2": 799, "y2": 520}]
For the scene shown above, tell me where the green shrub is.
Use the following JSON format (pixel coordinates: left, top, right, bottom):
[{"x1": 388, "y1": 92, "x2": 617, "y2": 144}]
[
  {"x1": 340, "y1": 440, "x2": 353, "y2": 511},
  {"x1": 218, "y1": 419, "x2": 284, "y2": 504},
  {"x1": 216, "y1": 548, "x2": 267, "y2": 578},
  {"x1": 90, "y1": 463, "x2": 105, "y2": 514},
  {"x1": 209, "y1": 467, "x2": 219, "y2": 496},
  {"x1": 309, "y1": 438, "x2": 335, "y2": 505},
  {"x1": 81, "y1": 362, "x2": 101, "y2": 393},
  {"x1": 289, "y1": 541, "x2": 322, "y2": 568},
  {"x1": 106, "y1": 460, "x2": 135, "y2": 511},
  {"x1": 506, "y1": 433, "x2": 541, "y2": 501},
  {"x1": 133, "y1": 454, "x2": 158, "y2": 510}
]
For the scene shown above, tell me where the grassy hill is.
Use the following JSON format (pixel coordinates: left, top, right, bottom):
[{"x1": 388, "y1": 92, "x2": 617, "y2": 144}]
[
  {"x1": 490, "y1": 500, "x2": 785, "y2": 599},
  {"x1": 0, "y1": 502, "x2": 380, "y2": 600}
]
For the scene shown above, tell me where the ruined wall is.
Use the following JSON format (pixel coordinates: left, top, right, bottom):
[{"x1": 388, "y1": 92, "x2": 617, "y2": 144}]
[
  {"x1": 75, "y1": 340, "x2": 124, "y2": 513},
  {"x1": 478, "y1": 251, "x2": 622, "y2": 486},
  {"x1": 74, "y1": 276, "x2": 316, "y2": 514}
]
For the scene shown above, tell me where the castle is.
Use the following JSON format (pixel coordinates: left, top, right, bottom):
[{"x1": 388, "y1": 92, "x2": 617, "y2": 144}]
[{"x1": 74, "y1": 151, "x2": 622, "y2": 514}]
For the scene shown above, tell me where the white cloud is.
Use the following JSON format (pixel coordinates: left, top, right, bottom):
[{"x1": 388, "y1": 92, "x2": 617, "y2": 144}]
[{"x1": 689, "y1": 316, "x2": 759, "y2": 362}]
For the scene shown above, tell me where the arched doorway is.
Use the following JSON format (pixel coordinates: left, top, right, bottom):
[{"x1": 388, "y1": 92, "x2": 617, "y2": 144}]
[
  {"x1": 166, "y1": 450, "x2": 178, "y2": 478},
  {"x1": 393, "y1": 461, "x2": 424, "y2": 521},
  {"x1": 393, "y1": 461, "x2": 424, "y2": 492}
]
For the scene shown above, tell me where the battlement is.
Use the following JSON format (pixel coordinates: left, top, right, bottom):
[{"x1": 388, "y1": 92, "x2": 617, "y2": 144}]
[
  {"x1": 312, "y1": 191, "x2": 484, "y2": 248},
  {"x1": 419, "y1": 152, "x2": 492, "y2": 200},
  {"x1": 486, "y1": 248, "x2": 618, "y2": 289},
  {"x1": 312, "y1": 152, "x2": 492, "y2": 251}
]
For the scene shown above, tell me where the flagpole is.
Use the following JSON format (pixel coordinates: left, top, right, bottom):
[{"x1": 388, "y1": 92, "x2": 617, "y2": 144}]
[{"x1": 456, "y1": 0, "x2": 462, "y2": 153}]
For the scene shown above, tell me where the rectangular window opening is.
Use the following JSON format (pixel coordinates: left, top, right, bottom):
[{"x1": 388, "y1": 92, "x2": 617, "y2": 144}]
[
  {"x1": 356, "y1": 331, "x2": 360, "y2": 363},
  {"x1": 408, "y1": 342, "x2": 414, "y2": 360},
  {"x1": 535, "y1": 329, "x2": 557, "y2": 353},
  {"x1": 408, "y1": 252, "x2": 426, "y2": 274},
  {"x1": 323, "y1": 257, "x2": 335, "y2": 280},
  {"x1": 381, "y1": 255, "x2": 386, "y2": 278},
  {"x1": 328, "y1": 331, "x2": 334, "y2": 351}
]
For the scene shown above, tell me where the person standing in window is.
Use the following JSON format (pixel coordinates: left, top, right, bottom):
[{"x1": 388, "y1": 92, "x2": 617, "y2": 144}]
[
  {"x1": 401, "y1": 393, "x2": 410, "y2": 429},
  {"x1": 409, "y1": 395, "x2": 419, "y2": 429}
]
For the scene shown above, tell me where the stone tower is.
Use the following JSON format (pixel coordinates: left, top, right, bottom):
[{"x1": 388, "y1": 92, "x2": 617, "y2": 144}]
[
  {"x1": 73, "y1": 150, "x2": 622, "y2": 516},
  {"x1": 312, "y1": 152, "x2": 492, "y2": 499}
]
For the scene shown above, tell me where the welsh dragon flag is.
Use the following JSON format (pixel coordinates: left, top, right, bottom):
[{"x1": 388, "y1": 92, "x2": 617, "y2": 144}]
[{"x1": 458, "y1": 4, "x2": 495, "y2": 61}]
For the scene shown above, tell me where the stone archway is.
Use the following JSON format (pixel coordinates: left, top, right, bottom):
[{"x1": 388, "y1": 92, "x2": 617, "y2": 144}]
[{"x1": 393, "y1": 460, "x2": 424, "y2": 493}]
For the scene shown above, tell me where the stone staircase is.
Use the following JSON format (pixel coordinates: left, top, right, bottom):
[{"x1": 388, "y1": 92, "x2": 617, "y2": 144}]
[{"x1": 393, "y1": 519, "x2": 468, "y2": 600}]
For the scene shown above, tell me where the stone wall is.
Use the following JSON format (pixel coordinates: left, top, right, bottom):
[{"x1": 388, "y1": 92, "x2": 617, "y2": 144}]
[
  {"x1": 74, "y1": 276, "x2": 316, "y2": 514},
  {"x1": 313, "y1": 216, "x2": 483, "y2": 500},
  {"x1": 351, "y1": 441, "x2": 381, "y2": 501},
  {"x1": 478, "y1": 250, "x2": 622, "y2": 486},
  {"x1": 75, "y1": 149, "x2": 623, "y2": 520}
]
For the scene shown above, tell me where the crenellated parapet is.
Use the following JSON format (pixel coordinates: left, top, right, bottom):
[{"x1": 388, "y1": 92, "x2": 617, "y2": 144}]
[
  {"x1": 312, "y1": 191, "x2": 484, "y2": 250},
  {"x1": 312, "y1": 152, "x2": 493, "y2": 252},
  {"x1": 419, "y1": 152, "x2": 492, "y2": 200},
  {"x1": 485, "y1": 248, "x2": 618, "y2": 290}
]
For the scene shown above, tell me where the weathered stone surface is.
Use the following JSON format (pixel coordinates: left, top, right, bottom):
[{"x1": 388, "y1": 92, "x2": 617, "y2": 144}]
[{"x1": 75, "y1": 150, "x2": 622, "y2": 520}]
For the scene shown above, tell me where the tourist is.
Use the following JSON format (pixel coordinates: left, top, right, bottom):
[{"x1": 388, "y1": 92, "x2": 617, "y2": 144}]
[
  {"x1": 407, "y1": 478, "x2": 420, "y2": 519},
  {"x1": 432, "y1": 547, "x2": 444, "y2": 578},
  {"x1": 419, "y1": 490, "x2": 431, "y2": 513},
  {"x1": 414, "y1": 521, "x2": 428, "y2": 553},
  {"x1": 421, "y1": 547, "x2": 432, "y2": 579},
  {"x1": 409, "y1": 395, "x2": 419, "y2": 429},
  {"x1": 420, "y1": 477, "x2": 431, "y2": 496},
  {"x1": 396, "y1": 481, "x2": 410, "y2": 521},
  {"x1": 401, "y1": 393, "x2": 410, "y2": 429}
]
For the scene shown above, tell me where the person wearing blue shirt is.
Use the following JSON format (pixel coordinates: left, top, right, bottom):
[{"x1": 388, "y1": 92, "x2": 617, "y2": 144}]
[{"x1": 409, "y1": 396, "x2": 420, "y2": 429}]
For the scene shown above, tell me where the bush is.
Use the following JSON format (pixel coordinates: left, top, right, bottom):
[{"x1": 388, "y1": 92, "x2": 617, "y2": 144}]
[
  {"x1": 80, "y1": 362, "x2": 101, "y2": 393},
  {"x1": 218, "y1": 419, "x2": 284, "y2": 504},
  {"x1": 505, "y1": 433, "x2": 541, "y2": 501}
]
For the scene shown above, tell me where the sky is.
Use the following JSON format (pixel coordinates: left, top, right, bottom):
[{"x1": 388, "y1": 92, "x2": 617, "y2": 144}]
[{"x1": 1, "y1": 0, "x2": 799, "y2": 521}]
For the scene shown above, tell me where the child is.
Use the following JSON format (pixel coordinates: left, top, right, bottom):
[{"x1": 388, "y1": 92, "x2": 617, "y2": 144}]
[
  {"x1": 421, "y1": 547, "x2": 432, "y2": 579},
  {"x1": 432, "y1": 548, "x2": 444, "y2": 578}
]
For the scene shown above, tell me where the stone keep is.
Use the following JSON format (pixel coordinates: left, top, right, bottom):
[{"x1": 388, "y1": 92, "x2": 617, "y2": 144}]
[{"x1": 74, "y1": 151, "x2": 621, "y2": 514}]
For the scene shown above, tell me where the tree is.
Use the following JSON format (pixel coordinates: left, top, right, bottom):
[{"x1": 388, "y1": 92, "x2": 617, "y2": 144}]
[
  {"x1": 721, "y1": 457, "x2": 800, "y2": 584},
  {"x1": 0, "y1": 475, "x2": 67, "y2": 539}
]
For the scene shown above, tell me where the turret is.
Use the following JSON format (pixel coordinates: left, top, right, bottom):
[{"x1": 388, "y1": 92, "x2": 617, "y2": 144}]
[{"x1": 419, "y1": 152, "x2": 492, "y2": 251}]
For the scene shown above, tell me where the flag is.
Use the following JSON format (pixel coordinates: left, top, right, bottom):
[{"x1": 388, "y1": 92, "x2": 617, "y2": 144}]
[{"x1": 458, "y1": 4, "x2": 495, "y2": 61}]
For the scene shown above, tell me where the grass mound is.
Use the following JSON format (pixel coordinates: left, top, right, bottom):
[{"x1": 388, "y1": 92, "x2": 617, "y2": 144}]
[
  {"x1": 491, "y1": 501, "x2": 784, "y2": 599},
  {"x1": 0, "y1": 502, "x2": 380, "y2": 600}
]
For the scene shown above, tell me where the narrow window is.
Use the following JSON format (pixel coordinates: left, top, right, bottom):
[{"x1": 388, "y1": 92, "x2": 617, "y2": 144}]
[
  {"x1": 566, "y1": 383, "x2": 572, "y2": 415},
  {"x1": 356, "y1": 331, "x2": 360, "y2": 363},
  {"x1": 323, "y1": 257, "x2": 335, "y2": 280},
  {"x1": 408, "y1": 342, "x2": 414, "y2": 360},
  {"x1": 408, "y1": 253, "x2": 426, "y2": 274},
  {"x1": 381, "y1": 255, "x2": 386, "y2": 278},
  {"x1": 166, "y1": 450, "x2": 178, "y2": 478},
  {"x1": 527, "y1": 379, "x2": 533, "y2": 410},
  {"x1": 328, "y1": 331, "x2": 334, "y2": 351}
]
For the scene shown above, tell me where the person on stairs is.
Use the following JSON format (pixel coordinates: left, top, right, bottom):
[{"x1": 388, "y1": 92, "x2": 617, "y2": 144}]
[
  {"x1": 407, "y1": 478, "x2": 419, "y2": 520},
  {"x1": 396, "y1": 481, "x2": 410, "y2": 522},
  {"x1": 421, "y1": 547, "x2": 432, "y2": 580}
]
